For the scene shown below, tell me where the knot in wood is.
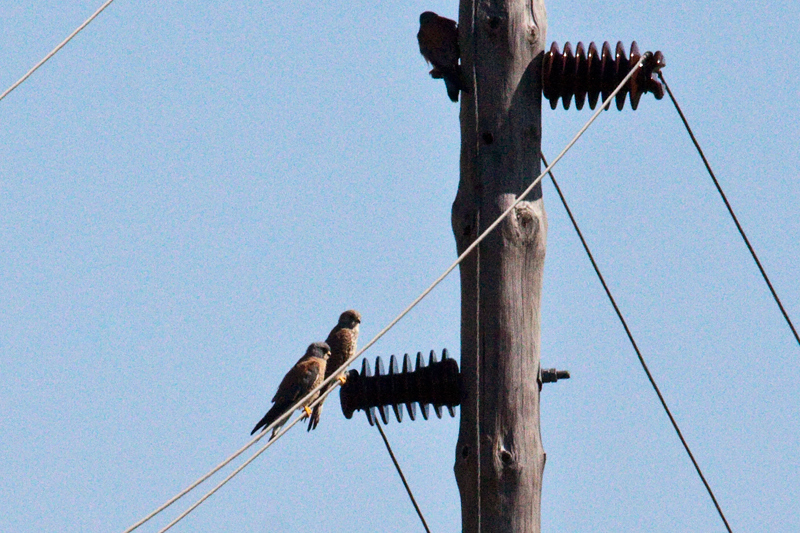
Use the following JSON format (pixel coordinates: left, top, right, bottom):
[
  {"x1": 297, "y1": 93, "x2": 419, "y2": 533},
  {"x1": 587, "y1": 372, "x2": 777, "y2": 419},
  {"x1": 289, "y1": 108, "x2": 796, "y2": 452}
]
[
  {"x1": 516, "y1": 206, "x2": 534, "y2": 228},
  {"x1": 451, "y1": 204, "x2": 478, "y2": 247},
  {"x1": 526, "y1": 24, "x2": 540, "y2": 46},
  {"x1": 496, "y1": 445, "x2": 521, "y2": 478},
  {"x1": 509, "y1": 203, "x2": 539, "y2": 244},
  {"x1": 480, "y1": 9, "x2": 506, "y2": 34},
  {"x1": 499, "y1": 449, "x2": 514, "y2": 465}
]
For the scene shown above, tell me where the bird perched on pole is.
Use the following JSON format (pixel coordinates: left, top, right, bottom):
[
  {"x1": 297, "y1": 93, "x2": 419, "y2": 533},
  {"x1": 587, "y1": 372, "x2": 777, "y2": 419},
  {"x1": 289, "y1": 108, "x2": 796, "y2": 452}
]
[
  {"x1": 251, "y1": 342, "x2": 331, "y2": 438},
  {"x1": 307, "y1": 309, "x2": 361, "y2": 431},
  {"x1": 417, "y1": 11, "x2": 462, "y2": 102}
]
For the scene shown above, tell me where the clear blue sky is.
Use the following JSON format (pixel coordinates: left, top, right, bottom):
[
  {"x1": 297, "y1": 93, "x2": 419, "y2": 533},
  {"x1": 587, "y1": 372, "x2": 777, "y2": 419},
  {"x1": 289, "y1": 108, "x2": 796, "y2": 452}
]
[{"x1": 1, "y1": 0, "x2": 798, "y2": 531}]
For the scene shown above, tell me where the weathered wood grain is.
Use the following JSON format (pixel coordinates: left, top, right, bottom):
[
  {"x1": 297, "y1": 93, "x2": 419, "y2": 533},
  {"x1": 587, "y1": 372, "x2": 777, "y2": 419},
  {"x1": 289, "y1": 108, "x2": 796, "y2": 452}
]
[{"x1": 453, "y1": 1, "x2": 547, "y2": 531}]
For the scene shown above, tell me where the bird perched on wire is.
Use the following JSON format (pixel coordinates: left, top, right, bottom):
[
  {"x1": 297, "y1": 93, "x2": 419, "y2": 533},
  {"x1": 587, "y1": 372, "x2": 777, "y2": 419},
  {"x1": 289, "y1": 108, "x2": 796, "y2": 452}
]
[
  {"x1": 307, "y1": 309, "x2": 361, "y2": 431},
  {"x1": 417, "y1": 11, "x2": 462, "y2": 102},
  {"x1": 251, "y1": 342, "x2": 331, "y2": 438}
]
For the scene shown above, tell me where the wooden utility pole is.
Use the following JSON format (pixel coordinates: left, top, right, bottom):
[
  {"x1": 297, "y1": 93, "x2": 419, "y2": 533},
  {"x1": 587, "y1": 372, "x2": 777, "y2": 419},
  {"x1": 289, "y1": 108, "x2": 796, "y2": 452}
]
[{"x1": 452, "y1": 0, "x2": 548, "y2": 531}]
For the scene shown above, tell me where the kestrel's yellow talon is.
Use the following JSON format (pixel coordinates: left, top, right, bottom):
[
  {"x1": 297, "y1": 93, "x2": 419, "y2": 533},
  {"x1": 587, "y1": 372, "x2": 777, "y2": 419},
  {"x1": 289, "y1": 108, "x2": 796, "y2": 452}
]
[
  {"x1": 303, "y1": 406, "x2": 312, "y2": 418},
  {"x1": 337, "y1": 374, "x2": 348, "y2": 385}
]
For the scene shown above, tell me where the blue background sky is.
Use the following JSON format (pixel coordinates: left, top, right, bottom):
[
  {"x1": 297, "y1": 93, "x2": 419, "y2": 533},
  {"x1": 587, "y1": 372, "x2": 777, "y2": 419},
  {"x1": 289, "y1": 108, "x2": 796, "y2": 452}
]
[{"x1": 1, "y1": 0, "x2": 798, "y2": 531}]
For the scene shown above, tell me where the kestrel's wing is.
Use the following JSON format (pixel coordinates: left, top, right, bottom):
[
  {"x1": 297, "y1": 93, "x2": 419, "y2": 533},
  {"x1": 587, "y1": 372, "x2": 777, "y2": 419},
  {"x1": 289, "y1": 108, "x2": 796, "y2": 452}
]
[
  {"x1": 419, "y1": 16, "x2": 459, "y2": 69},
  {"x1": 418, "y1": 23, "x2": 445, "y2": 66},
  {"x1": 271, "y1": 358, "x2": 324, "y2": 405},
  {"x1": 435, "y1": 17, "x2": 460, "y2": 67},
  {"x1": 252, "y1": 357, "x2": 325, "y2": 435}
]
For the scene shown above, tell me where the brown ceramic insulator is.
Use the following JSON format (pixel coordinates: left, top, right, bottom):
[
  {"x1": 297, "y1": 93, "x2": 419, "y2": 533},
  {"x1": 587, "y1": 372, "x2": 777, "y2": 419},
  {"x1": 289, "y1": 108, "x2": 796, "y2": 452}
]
[{"x1": 542, "y1": 40, "x2": 666, "y2": 111}]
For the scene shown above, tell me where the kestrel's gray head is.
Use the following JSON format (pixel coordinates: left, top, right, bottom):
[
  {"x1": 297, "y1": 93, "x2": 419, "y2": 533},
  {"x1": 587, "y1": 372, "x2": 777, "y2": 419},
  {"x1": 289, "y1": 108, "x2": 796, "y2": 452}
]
[
  {"x1": 337, "y1": 310, "x2": 361, "y2": 329},
  {"x1": 420, "y1": 11, "x2": 438, "y2": 25},
  {"x1": 307, "y1": 342, "x2": 331, "y2": 360}
]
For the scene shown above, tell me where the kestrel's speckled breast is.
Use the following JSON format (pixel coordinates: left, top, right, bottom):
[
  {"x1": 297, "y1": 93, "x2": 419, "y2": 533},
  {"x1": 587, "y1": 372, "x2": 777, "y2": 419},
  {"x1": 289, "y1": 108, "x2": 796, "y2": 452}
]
[{"x1": 325, "y1": 327, "x2": 358, "y2": 376}]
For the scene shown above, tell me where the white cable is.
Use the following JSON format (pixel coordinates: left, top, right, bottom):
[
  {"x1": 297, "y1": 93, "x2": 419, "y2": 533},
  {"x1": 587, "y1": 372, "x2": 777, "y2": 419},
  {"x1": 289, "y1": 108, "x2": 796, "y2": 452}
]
[
  {"x1": 122, "y1": 387, "x2": 334, "y2": 532},
  {"x1": 121, "y1": 431, "x2": 268, "y2": 533},
  {"x1": 122, "y1": 52, "x2": 650, "y2": 532},
  {"x1": 157, "y1": 385, "x2": 340, "y2": 532},
  {"x1": 0, "y1": 0, "x2": 117, "y2": 104}
]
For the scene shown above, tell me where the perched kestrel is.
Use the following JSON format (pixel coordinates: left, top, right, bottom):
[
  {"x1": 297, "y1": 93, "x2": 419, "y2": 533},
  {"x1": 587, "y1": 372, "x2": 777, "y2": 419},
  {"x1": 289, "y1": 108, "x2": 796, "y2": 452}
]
[
  {"x1": 417, "y1": 11, "x2": 462, "y2": 102},
  {"x1": 251, "y1": 342, "x2": 331, "y2": 438},
  {"x1": 307, "y1": 309, "x2": 361, "y2": 431}
]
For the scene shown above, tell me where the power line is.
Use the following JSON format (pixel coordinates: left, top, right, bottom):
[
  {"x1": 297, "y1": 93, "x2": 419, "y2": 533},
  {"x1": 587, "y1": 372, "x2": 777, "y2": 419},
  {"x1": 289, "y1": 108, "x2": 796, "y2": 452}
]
[
  {"x1": 157, "y1": 385, "x2": 338, "y2": 533},
  {"x1": 0, "y1": 0, "x2": 118, "y2": 104},
  {"x1": 375, "y1": 420, "x2": 432, "y2": 533},
  {"x1": 657, "y1": 71, "x2": 799, "y2": 348},
  {"x1": 123, "y1": 381, "x2": 345, "y2": 530},
  {"x1": 123, "y1": 430, "x2": 269, "y2": 532},
  {"x1": 541, "y1": 153, "x2": 734, "y2": 533},
  {"x1": 122, "y1": 54, "x2": 651, "y2": 532}
]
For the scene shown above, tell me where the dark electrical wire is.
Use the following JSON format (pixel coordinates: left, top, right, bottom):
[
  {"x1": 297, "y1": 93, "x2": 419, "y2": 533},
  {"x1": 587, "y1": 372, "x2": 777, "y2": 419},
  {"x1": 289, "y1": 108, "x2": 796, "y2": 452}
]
[
  {"x1": 541, "y1": 153, "x2": 734, "y2": 533},
  {"x1": 375, "y1": 420, "x2": 432, "y2": 533},
  {"x1": 657, "y1": 71, "x2": 799, "y2": 348}
]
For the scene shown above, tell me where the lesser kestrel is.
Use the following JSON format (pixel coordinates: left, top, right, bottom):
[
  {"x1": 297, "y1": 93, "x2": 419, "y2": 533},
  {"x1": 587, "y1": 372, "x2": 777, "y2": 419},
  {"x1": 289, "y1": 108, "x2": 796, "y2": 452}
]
[
  {"x1": 251, "y1": 342, "x2": 331, "y2": 438},
  {"x1": 417, "y1": 11, "x2": 462, "y2": 102}
]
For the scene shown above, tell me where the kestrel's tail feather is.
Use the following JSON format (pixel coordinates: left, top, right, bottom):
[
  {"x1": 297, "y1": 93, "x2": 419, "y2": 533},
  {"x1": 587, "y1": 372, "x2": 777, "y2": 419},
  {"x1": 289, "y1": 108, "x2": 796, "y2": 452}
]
[
  {"x1": 251, "y1": 402, "x2": 285, "y2": 436},
  {"x1": 307, "y1": 403, "x2": 323, "y2": 431},
  {"x1": 430, "y1": 66, "x2": 463, "y2": 102},
  {"x1": 444, "y1": 73, "x2": 460, "y2": 102}
]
